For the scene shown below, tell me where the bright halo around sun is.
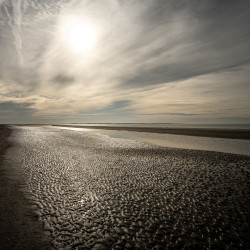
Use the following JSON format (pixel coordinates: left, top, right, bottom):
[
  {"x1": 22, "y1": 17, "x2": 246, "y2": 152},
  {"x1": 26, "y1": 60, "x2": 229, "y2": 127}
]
[{"x1": 61, "y1": 17, "x2": 99, "y2": 54}]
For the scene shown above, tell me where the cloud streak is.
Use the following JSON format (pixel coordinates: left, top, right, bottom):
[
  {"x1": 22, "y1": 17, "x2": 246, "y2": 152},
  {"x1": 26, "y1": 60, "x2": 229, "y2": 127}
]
[
  {"x1": 0, "y1": 0, "x2": 250, "y2": 123},
  {"x1": 11, "y1": 0, "x2": 23, "y2": 67}
]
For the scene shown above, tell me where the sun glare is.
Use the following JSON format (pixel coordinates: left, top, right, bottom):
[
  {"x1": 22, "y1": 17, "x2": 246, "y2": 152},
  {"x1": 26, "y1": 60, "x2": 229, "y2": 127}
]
[{"x1": 61, "y1": 17, "x2": 99, "y2": 53}]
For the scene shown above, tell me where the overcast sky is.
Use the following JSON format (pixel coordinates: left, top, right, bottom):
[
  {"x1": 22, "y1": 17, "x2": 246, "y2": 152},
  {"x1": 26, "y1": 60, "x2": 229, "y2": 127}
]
[{"x1": 0, "y1": 0, "x2": 250, "y2": 124}]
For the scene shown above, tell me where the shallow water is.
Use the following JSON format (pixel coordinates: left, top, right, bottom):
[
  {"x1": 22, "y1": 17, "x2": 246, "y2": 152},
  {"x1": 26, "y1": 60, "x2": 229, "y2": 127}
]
[
  {"x1": 65, "y1": 123, "x2": 250, "y2": 129},
  {"x1": 57, "y1": 126, "x2": 250, "y2": 156},
  {"x1": 6, "y1": 126, "x2": 250, "y2": 249}
]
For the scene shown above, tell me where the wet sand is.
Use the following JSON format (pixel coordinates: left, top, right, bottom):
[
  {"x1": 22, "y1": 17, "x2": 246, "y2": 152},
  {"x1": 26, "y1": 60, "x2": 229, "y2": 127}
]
[
  {"x1": 3, "y1": 125, "x2": 250, "y2": 249},
  {"x1": 55, "y1": 125, "x2": 250, "y2": 140},
  {"x1": 0, "y1": 126, "x2": 50, "y2": 249}
]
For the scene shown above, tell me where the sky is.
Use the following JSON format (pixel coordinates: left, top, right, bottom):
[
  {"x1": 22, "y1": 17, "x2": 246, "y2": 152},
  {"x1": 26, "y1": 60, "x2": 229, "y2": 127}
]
[{"x1": 0, "y1": 0, "x2": 250, "y2": 124}]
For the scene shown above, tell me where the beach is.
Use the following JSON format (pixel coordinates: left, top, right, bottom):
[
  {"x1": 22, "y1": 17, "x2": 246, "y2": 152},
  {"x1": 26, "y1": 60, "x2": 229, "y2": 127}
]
[
  {"x1": 1, "y1": 125, "x2": 250, "y2": 249},
  {"x1": 0, "y1": 126, "x2": 51, "y2": 249}
]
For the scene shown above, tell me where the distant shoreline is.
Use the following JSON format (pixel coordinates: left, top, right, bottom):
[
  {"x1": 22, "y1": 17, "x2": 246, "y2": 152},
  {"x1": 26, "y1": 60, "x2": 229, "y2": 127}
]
[{"x1": 54, "y1": 125, "x2": 250, "y2": 140}]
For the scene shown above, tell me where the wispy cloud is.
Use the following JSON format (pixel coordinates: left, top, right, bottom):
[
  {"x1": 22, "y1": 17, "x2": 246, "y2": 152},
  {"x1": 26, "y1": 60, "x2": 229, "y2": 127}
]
[
  {"x1": 11, "y1": 0, "x2": 23, "y2": 67},
  {"x1": 0, "y1": 0, "x2": 6, "y2": 8},
  {"x1": 0, "y1": 0, "x2": 250, "y2": 123},
  {"x1": 138, "y1": 113, "x2": 204, "y2": 116}
]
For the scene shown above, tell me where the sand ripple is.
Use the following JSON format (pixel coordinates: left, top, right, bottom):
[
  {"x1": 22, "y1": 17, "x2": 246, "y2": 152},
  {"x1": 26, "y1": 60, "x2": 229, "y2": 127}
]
[{"x1": 7, "y1": 126, "x2": 250, "y2": 249}]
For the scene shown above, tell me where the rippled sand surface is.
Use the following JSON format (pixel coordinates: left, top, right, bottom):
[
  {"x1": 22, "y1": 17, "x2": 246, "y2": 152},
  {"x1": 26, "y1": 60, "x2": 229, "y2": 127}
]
[{"x1": 7, "y1": 126, "x2": 250, "y2": 249}]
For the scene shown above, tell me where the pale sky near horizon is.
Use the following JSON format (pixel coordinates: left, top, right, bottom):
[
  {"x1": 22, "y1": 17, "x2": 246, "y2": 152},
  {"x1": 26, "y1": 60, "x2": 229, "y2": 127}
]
[{"x1": 0, "y1": 0, "x2": 250, "y2": 124}]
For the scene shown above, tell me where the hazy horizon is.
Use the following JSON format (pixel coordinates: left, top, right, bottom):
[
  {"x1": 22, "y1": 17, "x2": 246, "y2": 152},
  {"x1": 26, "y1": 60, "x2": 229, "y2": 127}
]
[
  {"x1": 2, "y1": 122, "x2": 250, "y2": 126},
  {"x1": 4, "y1": 123, "x2": 250, "y2": 131}
]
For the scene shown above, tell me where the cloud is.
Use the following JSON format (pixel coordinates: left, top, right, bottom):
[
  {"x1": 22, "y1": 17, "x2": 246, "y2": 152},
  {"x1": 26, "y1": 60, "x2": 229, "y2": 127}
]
[
  {"x1": 11, "y1": 0, "x2": 23, "y2": 66},
  {"x1": 138, "y1": 113, "x2": 204, "y2": 116},
  {"x1": 80, "y1": 100, "x2": 133, "y2": 115},
  {"x1": 51, "y1": 74, "x2": 75, "y2": 85},
  {"x1": 0, "y1": 0, "x2": 250, "y2": 123},
  {"x1": 0, "y1": 101, "x2": 34, "y2": 123},
  {"x1": 119, "y1": 1, "x2": 250, "y2": 88},
  {"x1": 0, "y1": 101, "x2": 33, "y2": 112},
  {"x1": 0, "y1": 0, "x2": 6, "y2": 8}
]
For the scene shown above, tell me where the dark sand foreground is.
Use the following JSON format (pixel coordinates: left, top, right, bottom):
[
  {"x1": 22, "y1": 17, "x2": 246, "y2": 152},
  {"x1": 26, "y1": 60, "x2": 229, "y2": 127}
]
[
  {"x1": 0, "y1": 126, "x2": 50, "y2": 249},
  {"x1": 55, "y1": 125, "x2": 250, "y2": 140},
  {"x1": 2, "y1": 125, "x2": 249, "y2": 249}
]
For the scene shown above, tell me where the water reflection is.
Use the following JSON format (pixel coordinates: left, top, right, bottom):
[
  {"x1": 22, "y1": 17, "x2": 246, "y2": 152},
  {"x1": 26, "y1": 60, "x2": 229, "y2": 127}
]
[{"x1": 54, "y1": 126, "x2": 250, "y2": 156}]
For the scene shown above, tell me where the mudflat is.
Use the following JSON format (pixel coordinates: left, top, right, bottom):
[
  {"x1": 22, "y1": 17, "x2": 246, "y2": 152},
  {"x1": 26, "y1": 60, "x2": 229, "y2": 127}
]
[
  {"x1": 4, "y1": 125, "x2": 250, "y2": 249},
  {"x1": 55, "y1": 125, "x2": 250, "y2": 140},
  {"x1": 0, "y1": 125, "x2": 50, "y2": 249}
]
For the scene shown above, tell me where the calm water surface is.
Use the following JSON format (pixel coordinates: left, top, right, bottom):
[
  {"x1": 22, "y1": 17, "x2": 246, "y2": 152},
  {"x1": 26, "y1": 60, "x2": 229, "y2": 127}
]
[
  {"x1": 65, "y1": 123, "x2": 250, "y2": 129},
  {"x1": 56, "y1": 126, "x2": 250, "y2": 156}
]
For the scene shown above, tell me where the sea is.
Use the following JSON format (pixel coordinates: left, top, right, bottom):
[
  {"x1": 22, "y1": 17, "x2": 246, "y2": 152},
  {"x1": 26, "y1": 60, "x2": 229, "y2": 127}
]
[
  {"x1": 59, "y1": 123, "x2": 250, "y2": 156},
  {"x1": 65, "y1": 123, "x2": 250, "y2": 129}
]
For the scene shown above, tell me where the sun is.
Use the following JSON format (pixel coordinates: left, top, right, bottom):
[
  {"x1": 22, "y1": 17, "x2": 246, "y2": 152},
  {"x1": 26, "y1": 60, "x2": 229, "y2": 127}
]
[
  {"x1": 61, "y1": 17, "x2": 99, "y2": 53},
  {"x1": 68, "y1": 22, "x2": 97, "y2": 53}
]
